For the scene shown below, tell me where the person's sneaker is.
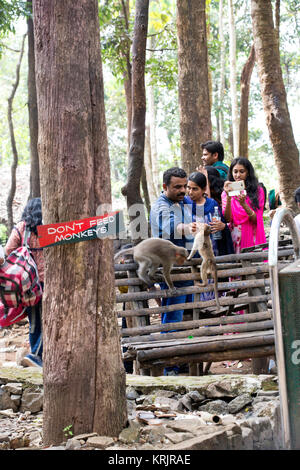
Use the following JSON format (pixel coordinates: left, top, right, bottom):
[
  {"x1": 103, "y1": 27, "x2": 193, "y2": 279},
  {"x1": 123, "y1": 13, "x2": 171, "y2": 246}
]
[
  {"x1": 178, "y1": 363, "x2": 189, "y2": 373},
  {"x1": 21, "y1": 354, "x2": 43, "y2": 369},
  {"x1": 165, "y1": 370, "x2": 178, "y2": 376},
  {"x1": 163, "y1": 368, "x2": 179, "y2": 376}
]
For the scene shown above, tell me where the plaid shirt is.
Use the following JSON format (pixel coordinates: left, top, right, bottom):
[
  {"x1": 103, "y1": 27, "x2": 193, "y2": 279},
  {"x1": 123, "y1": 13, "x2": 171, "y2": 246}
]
[{"x1": 5, "y1": 221, "x2": 44, "y2": 283}]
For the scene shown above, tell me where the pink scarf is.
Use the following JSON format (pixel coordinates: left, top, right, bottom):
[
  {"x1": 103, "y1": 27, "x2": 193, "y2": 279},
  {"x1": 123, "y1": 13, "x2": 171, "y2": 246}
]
[{"x1": 221, "y1": 186, "x2": 266, "y2": 251}]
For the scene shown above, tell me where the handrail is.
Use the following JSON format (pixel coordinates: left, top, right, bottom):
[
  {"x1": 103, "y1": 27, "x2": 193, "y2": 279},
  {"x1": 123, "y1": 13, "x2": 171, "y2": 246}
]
[
  {"x1": 268, "y1": 207, "x2": 300, "y2": 449},
  {"x1": 269, "y1": 207, "x2": 300, "y2": 266}
]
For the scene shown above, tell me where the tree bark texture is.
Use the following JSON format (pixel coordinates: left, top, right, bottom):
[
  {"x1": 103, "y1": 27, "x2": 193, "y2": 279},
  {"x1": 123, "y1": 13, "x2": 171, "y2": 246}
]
[
  {"x1": 33, "y1": 0, "x2": 127, "y2": 445},
  {"x1": 6, "y1": 34, "x2": 26, "y2": 233},
  {"x1": 218, "y1": 0, "x2": 225, "y2": 145},
  {"x1": 121, "y1": 0, "x2": 132, "y2": 152},
  {"x1": 144, "y1": 125, "x2": 158, "y2": 205},
  {"x1": 147, "y1": 38, "x2": 160, "y2": 198},
  {"x1": 141, "y1": 165, "x2": 151, "y2": 219},
  {"x1": 27, "y1": 2, "x2": 40, "y2": 198},
  {"x1": 121, "y1": 0, "x2": 149, "y2": 240},
  {"x1": 251, "y1": 0, "x2": 300, "y2": 213},
  {"x1": 228, "y1": 0, "x2": 239, "y2": 158},
  {"x1": 177, "y1": 0, "x2": 212, "y2": 174},
  {"x1": 239, "y1": 44, "x2": 256, "y2": 158}
]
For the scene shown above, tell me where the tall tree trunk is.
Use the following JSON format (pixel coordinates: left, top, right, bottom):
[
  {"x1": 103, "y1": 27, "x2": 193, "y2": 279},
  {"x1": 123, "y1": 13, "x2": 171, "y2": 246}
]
[
  {"x1": 206, "y1": 1, "x2": 213, "y2": 125},
  {"x1": 147, "y1": 35, "x2": 160, "y2": 198},
  {"x1": 141, "y1": 165, "x2": 151, "y2": 219},
  {"x1": 239, "y1": 44, "x2": 256, "y2": 158},
  {"x1": 27, "y1": 1, "x2": 40, "y2": 198},
  {"x1": 33, "y1": 0, "x2": 127, "y2": 445},
  {"x1": 275, "y1": 0, "x2": 280, "y2": 40},
  {"x1": 121, "y1": 0, "x2": 149, "y2": 241},
  {"x1": 218, "y1": 0, "x2": 225, "y2": 146},
  {"x1": 144, "y1": 124, "x2": 157, "y2": 205},
  {"x1": 251, "y1": 0, "x2": 300, "y2": 213},
  {"x1": 177, "y1": 0, "x2": 212, "y2": 174},
  {"x1": 124, "y1": 76, "x2": 132, "y2": 153},
  {"x1": 6, "y1": 34, "x2": 26, "y2": 234},
  {"x1": 228, "y1": 0, "x2": 239, "y2": 158},
  {"x1": 121, "y1": 0, "x2": 132, "y2": 153}
]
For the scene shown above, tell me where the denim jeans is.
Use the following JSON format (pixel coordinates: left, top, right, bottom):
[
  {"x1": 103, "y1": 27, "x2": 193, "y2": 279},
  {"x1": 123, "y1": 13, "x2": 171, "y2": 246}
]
[
  {"x1": 26, "y1": 294, "x2": 43, "y2": 360},
  {"x1": 160, "y1": 279, "x2": 194, "y2": 374},
  {"x1": 122, "y1": 315, "x2": 133, "y2": 374},
  {"x1": 160, "y1": 279, "x2": 194, "y2": 324}
]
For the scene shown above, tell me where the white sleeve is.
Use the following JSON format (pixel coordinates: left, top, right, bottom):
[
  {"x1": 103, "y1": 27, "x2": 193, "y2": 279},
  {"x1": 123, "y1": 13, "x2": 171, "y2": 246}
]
[{"x1": 294, "y1": 215, "x2": 300, "y2": 235}]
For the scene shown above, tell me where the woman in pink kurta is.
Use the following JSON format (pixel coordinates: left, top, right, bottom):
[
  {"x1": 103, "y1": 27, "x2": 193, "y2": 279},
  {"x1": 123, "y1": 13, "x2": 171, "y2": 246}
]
[{"x1": 221, "y1": 157, "x2": 266, "y2": 253}]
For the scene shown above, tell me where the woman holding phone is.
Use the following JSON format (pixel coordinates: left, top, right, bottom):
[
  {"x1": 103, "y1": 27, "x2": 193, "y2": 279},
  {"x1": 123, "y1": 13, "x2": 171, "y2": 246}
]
[{"x1": 221, "y1": 157, "x2": 266, "y2": 253}]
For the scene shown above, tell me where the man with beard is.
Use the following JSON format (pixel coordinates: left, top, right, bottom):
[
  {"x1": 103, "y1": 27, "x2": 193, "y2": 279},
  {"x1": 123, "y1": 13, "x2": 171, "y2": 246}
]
[{"x1": 150, "y1": 167, "x2": 196, "y2": 375}]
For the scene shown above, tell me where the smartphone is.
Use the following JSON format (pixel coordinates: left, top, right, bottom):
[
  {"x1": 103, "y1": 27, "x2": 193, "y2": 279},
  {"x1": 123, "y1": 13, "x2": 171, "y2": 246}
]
[{"x1": 228, "y1": 180, "x2": 246, "y2": 197}]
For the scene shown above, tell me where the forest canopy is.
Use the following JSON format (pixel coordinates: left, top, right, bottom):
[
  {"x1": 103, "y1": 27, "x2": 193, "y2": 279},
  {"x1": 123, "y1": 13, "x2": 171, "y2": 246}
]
[{"x1": 0, "y1": 0, "x2": 299, "y2": 210}]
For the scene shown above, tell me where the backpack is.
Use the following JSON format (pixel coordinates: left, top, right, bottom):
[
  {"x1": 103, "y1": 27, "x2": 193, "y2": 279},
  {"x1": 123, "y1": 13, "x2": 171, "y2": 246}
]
[
  {"x1": 0, "y1": 227, "x2": 43, "y2": 328},
  {"x1": 0, "y1": 304, "x2": 27, "y2": 328}
]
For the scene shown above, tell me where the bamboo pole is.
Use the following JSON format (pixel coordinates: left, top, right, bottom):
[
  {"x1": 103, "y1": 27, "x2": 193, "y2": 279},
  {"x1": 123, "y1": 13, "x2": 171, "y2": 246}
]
[
  {"x1": 116, "y1": 278, "x2": 270, "y2": 303},
  {"x1": 121, "y1": 310, "x2": 271, "y2": 337},
  {"x1": 121, "y1": 319, "x2": 274, "y2": 345},
  {"x1": 241, "y1": 239, "x2": 292, "y2": 252},
  {"x1": 242, "y1": 259, "x2": 269, "y2": 374},
  {"x1": 115, "y1": 260, "x2": 290, "y2": 281},
  {"x1": 126, "y1": 269, "x2": 150, "y2": 376},
  {"x1": 114, "y1": 263, "x2": 273, "y2": 287},
  {"x1": 117, "y1": 294, "x2": 270, "y2": 317},
  {"x1": 127, "y1": 329, "x2": 272, "y2": 351},
  {"x1": 136, "y1": 345, "x2": 276, "y2": 368},
  {"x1": 135, "y1": 331, "x2": 274, "y2": 362},
  {"x1": 114, "y1": 248, "x2": 293, "y2": 272}
]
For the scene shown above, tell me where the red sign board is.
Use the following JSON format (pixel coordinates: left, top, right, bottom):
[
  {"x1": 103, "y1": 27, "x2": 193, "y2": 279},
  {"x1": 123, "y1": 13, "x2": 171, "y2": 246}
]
[{"x1": 37, "y1": 211, "x2": 124, "y2": 248}]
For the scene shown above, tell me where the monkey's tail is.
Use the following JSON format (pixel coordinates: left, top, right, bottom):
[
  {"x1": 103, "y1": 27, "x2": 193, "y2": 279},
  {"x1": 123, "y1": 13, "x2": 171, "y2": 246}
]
[{"x1": 114, "y1": 247, "x2": 134, "y2": 261}]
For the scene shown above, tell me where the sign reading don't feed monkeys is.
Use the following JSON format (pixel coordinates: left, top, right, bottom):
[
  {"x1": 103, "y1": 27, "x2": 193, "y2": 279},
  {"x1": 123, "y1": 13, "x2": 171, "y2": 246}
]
[{"x1": 37, "y1": 211, "x2": 124, "y2": 248}]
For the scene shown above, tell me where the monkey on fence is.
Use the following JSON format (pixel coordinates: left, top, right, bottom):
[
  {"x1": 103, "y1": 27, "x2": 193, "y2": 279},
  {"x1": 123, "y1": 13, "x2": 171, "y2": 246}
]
[
  {"x1": 187, "y1": 223, "x2": 221, "y2": 311},
  {"x1": 114, "y1": 238, "x2": 188, "y2": 292}
]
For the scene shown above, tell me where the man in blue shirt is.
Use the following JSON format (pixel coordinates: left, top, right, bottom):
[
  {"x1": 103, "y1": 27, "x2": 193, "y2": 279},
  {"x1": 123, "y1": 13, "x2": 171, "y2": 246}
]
[
  {"x1": 150, "y1": 167, "x2": 196, "y2": 375},
  {"x1": 150, "y1": 167, "x2": 196, "y2": 249}
]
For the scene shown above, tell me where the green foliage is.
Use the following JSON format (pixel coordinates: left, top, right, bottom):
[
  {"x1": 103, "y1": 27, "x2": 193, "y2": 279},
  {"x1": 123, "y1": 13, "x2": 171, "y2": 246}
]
[
  {"x1": 0, "y1": 26, "x2": 29, "y2": 165},
  {"x1": 63, "y1": 424, "x2": 73, "y2": 438},
  {"x1": 99, "y1": 0, "x2": 132, "y2": 81},
  {"x1": 0, "y1": 224, "x2": 7, "y2": 245},
  {"x1": 146, "y1": 0, "x2": 177, "y2": 90},
  {"x1": 0, "y1": 0, "x2": 298, "y2": 206},
  {"x1": 0, "y1": 0, "x2": 30, "y2": 56},
  {"x1": 103, "y1": 66, "x2": 128, "y2": 201}
]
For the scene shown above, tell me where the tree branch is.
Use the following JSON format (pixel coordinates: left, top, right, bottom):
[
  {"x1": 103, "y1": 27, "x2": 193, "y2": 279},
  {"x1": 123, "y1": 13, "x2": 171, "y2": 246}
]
[
  {"x1": 6, "y1": 33, "x2": 27, "y2": 232},
  {"x1": 146, "y1": 48, "x2": 176, "y2": 52}
]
